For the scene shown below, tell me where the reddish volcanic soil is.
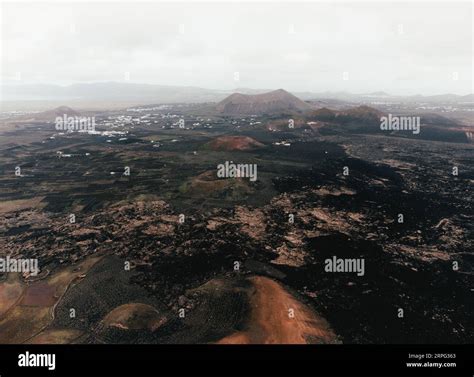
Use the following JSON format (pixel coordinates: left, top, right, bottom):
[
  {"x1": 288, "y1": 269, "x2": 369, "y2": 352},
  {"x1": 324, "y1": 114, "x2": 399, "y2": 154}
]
[
  {"x1": 21, "y1": 282, "x2": 57, "y2": 307},
  {"x1": 217, "y1": 276, "x2": 338, "y2": 344},
  {"x1": 205, "y1": 136, "x2": 264, "y2": 151}
]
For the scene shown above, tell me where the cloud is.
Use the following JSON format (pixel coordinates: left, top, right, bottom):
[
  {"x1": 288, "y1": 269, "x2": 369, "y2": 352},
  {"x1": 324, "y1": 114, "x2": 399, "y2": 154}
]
[{"x1": 1, "y1": 1, "x2": 472, "y2": 95}]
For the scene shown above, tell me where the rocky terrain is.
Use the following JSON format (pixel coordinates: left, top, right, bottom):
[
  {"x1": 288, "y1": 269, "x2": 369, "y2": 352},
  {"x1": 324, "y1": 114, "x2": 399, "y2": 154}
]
[{"x1": 0, "y1": 99, "x2": 473, "y2": 344}]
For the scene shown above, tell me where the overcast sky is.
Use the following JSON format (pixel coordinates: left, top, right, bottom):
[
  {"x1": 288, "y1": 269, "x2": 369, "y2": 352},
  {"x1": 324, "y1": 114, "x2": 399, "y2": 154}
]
[{"x1": 1, "y1": 1, "x2": 472, "y2": 95}]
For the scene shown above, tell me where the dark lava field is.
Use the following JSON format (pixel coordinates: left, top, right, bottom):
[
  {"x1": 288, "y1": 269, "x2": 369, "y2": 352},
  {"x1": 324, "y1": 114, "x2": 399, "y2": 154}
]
[{"x1": 0, "y1": 105, "x2": 473, "y2": 344}]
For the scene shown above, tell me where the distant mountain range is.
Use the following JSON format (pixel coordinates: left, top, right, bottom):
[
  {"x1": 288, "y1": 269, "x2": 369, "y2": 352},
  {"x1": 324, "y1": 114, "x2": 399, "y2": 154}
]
[
  {"x1": 1, "y1": 83, "x2": 224, "y2": 103},
  {"x1": 2, "y1": 82, "x2": 473, "y2": 105}
]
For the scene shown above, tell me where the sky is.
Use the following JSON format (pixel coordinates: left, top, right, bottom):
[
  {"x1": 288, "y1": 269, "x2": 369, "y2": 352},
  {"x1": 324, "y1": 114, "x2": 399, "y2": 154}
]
[{"x1": 1, "y1": 0, "x2": 472, "y2": 95}]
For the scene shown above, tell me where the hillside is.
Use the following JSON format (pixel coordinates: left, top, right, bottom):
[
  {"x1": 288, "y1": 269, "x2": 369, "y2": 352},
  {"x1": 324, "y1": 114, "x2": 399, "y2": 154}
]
[
  {"x1": 215, "y1": 89, "x2": 312, "y2": 116},
  {"x1": 204, "y1": 136, "x2": 264, "y2": 151}
]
